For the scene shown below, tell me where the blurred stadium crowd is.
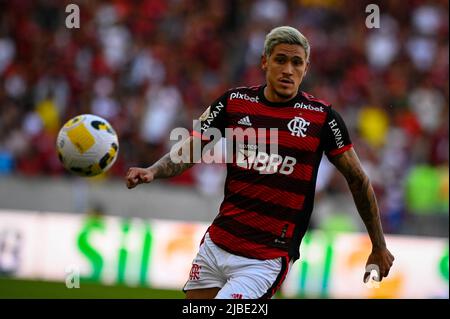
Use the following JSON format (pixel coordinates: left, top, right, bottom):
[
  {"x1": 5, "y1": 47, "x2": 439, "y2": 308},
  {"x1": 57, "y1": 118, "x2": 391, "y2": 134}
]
[{"x1": 0, "y1": 0, "x2": 448, "y2": 235}]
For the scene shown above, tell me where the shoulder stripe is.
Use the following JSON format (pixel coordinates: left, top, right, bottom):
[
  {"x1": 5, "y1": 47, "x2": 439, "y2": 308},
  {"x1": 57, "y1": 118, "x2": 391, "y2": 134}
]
[
  {"x1": 300, "y1": 91, "x2": 331, "y2": 107},
  {"x1": 328, "y1": 144, "x2": 353, "y2": 157}
]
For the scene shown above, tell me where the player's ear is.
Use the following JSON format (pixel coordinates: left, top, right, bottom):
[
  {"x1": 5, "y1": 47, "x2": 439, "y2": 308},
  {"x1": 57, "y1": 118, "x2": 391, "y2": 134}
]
[{"x1": 261, "y1": 54, "x2": 267, "y2": 72}]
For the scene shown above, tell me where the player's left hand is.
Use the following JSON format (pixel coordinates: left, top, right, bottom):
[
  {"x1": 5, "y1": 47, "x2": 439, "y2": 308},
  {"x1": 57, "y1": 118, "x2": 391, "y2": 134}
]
[{"x1": 363, "y1": 247, "x2": 394, "y2": 283}]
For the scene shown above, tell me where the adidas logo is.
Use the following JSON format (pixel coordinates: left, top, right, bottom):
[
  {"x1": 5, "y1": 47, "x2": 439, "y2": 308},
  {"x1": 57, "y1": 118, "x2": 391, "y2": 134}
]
[{"x1": 238, "y1": 116, "x2": 252, "y2": 126}]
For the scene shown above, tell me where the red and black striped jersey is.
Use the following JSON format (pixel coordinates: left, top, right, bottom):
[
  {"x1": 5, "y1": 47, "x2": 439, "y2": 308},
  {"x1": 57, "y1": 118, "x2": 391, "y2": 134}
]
[{"x1": 193, "y1": 85, "x2": 352, "y2": 261}]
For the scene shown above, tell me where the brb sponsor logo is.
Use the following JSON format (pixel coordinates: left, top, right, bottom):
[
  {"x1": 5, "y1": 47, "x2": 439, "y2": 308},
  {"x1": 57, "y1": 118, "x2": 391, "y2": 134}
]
[
  {"x1": 237, "y1": 145, "x2": 296, "y2": 176},
  {"x1": 229, "y1": 92, "x2": 259, "y2": 103}
]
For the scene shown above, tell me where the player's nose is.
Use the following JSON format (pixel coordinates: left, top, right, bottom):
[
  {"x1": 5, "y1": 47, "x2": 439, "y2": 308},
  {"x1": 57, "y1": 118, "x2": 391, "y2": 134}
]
[{"x1": 283, "y1": 62, "x2": 294, "y2": 75}]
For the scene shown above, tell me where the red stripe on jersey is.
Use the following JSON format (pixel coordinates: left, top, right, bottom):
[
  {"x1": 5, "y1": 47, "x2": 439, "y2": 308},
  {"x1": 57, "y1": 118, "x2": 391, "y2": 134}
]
[
  {"x1": 220, "y1": 202, "x2": 295, "y2": 238},
  {"x1": 229, "y1": 130, "x2": 320, "y2": 152},
  {"x1": 301, "y1": 92, "x2": 331, "y2": 106},
  {"x1": 328, "y1": 144, "x2": 353, "y2": 157},
  {"x1": 208, "y1": 225, "x2": 287, "y2": 260},
  {"x1": 228, "y1": 113, "x2": 324, "y2": 134},
  {"x1": 228, "y1": 101, "x2": 328, "y2": 124},
  {"x1": 290, "y1": 163, "x2": 314, "y2": 180},
  {"x1": 227, "y1": 179, "x2": 305, "y2": 209},
  {"x1": 232, "y1": 85, "x2": 260, "y2": 92},
  {"x1": 229, "y1": 161, "x2": 313, "y2": 182},
  {"x1": 276, "y1": 131, "x2": 321, "y2": 152}
]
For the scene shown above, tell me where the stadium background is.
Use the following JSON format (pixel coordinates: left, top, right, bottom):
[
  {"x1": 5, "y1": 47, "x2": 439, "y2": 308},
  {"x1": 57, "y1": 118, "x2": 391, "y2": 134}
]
[{"x1": 0, "y1": 0, "x2": 448, "y2": 298}]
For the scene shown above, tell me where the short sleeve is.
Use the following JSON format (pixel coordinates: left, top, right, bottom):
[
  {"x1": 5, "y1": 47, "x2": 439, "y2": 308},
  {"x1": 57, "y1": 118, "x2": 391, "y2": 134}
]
[
  {"x1": 192, "y1": 92, "x2": 228, "y2": 141},
  {"x1": 322, "y1": 108, "x2": 353, "y2": 158}
]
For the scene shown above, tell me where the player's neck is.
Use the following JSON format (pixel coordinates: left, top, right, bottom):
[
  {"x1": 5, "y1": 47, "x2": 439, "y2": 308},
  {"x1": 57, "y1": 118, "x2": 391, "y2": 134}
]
[{"x1": 263, "y1": 85, "x2": 297, "y2": 103}]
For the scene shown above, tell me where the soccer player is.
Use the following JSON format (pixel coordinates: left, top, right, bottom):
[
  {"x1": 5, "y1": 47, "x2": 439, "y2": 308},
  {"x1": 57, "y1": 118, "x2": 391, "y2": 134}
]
[{"x1": 126, "y1": 26, "x2": 394, "y2": 299}]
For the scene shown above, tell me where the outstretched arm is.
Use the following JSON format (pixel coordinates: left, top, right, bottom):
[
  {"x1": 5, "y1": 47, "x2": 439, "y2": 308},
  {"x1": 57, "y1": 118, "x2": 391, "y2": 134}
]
[
  {"x1": 126, "y1": 95, "x2": 227, "y2": 189},
  {"x1": 126, "y1": 136, "x2": 198, "y2": 189},
  {"x1": 329, "y1": 147, "x2": 394, "y2": 283}
]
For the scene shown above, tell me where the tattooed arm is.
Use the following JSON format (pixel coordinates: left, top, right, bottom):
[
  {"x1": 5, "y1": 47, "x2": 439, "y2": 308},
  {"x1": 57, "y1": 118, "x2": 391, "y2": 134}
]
[
  {"x1": 329, "y1": 147, "x2": 394, "y2": 282},
  {"x1": 126, "y1": 136, "x2": 199, "y2": 188}
]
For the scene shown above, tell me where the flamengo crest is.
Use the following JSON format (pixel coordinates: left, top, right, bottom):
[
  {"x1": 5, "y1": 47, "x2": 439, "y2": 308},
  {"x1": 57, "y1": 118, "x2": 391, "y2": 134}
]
[{"x1": 288, "y1": 116, "x2": 310, "y2": 137}]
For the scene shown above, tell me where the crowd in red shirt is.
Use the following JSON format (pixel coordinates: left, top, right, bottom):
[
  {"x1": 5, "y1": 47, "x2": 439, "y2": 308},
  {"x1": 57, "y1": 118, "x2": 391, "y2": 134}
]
[{"x1": 0, "y1": 0, "x2": 448, "y2": 233}]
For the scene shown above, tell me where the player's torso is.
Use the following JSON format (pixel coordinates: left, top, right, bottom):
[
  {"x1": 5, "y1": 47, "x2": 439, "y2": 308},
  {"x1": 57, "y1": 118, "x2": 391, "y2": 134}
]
[
  {"x1": 208, "y1": 87, "x2": 330, "y2": 259},
  {"x1": 223, "y1": 87, "x2": 329, "y2": 188}
]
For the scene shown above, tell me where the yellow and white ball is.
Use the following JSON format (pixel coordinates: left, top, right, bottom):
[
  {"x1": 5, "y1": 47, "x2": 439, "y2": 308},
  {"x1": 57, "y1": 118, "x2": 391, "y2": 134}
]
[{"x1": 56, "y1": 114, "x2": 119, "y2": 177}]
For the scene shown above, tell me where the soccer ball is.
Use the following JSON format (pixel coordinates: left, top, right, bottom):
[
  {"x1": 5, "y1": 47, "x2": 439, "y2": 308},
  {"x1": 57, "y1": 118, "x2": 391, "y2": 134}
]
[{"x1": 56, "y1": 114, "x2": 119, "y2": 177}]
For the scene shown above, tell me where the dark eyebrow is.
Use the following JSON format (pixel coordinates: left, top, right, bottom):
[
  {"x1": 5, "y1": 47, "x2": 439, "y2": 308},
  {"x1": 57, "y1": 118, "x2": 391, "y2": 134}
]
[
  {"x1": 274, "y1": 53, "x2": 304, "y2": 61},
  {"x1": 291, "y1": 56, "x2": 304, "y2": 62}
]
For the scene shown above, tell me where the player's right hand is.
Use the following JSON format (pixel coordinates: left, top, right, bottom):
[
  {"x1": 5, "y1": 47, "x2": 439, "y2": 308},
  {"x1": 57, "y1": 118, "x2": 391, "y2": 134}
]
[
  {"x1": 363, "y1": 247, "x2": 395, "y2": 283},
  {"x1": 126, "y1": 167, "x2": 155, "y2": 189}
]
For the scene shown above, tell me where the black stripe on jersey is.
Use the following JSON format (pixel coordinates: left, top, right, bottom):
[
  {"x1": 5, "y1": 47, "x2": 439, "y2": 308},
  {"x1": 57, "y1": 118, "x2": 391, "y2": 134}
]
[
  {"x1": 225, "y1": 193, "x2": 298, "y2": 223},
  {"x1": 213, "y1": 215, "x2": 290, "y2": 250},
  {"x1": 228, "y1": 166, "x2": 310, "y2": 195}
]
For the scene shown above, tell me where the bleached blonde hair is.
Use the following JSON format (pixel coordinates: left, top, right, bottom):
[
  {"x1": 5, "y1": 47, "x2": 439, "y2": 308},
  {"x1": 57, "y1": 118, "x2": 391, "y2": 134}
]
[{"x1": 264, "y1": 26, "x2": 310, "y2": 61}]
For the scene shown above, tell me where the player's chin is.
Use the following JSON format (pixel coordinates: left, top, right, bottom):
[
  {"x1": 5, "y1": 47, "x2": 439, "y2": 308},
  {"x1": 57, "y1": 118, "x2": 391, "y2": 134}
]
[{"x1": 275, "y1": 87, "x2": 297, "y2": 99}]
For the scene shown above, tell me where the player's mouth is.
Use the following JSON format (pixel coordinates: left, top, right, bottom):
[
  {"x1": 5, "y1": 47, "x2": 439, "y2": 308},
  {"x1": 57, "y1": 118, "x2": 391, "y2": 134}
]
[{"x1": 279, "y1": 78, "x2": 294, "y2": 86}]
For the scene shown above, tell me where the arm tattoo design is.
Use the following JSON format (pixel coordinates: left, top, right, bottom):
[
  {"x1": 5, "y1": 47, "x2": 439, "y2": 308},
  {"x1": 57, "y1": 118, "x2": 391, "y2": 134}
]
[
  {"x1": 150, "y1": 153, "x2": 195, "y2": 179},
  {"x1": 331, "y1": 150, "x2": 386, "y2": 249},
  {"x1": 149, "y1": 137, "x2": 197, "y2": 179}
]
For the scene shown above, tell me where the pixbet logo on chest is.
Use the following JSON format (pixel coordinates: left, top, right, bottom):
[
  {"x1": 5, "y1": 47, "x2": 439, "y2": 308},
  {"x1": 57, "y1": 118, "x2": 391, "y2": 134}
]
[
  {"x1": 229, "y1": 92, "x2": 259, "y2": 103},
  {"x1": 294, "y1": 102, "x2": 324, "y2": 112}
]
